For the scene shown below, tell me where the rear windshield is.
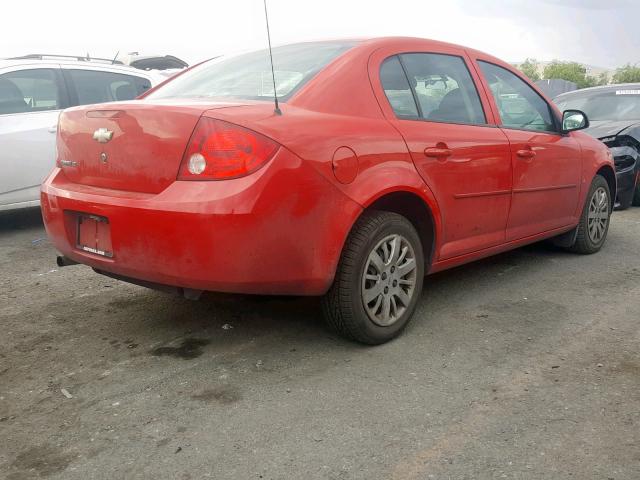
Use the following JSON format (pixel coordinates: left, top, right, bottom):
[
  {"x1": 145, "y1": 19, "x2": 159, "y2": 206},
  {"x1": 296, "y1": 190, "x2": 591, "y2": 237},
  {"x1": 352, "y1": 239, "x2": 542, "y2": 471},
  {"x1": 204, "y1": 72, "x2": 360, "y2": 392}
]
[{"x1": 148, "y1": 41, "x2": 355, "y2": 102}]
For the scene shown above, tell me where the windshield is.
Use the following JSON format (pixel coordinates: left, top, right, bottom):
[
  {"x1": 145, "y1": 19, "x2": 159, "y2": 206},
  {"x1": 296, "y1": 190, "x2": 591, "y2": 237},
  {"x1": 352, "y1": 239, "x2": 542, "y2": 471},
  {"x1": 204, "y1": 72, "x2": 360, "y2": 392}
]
[
  {"x1": 555, "y1": 89, "x2": 640, "y2": 121},
  {"x1": 148, "y1": 41, "x2": 355, "y2": 102}
]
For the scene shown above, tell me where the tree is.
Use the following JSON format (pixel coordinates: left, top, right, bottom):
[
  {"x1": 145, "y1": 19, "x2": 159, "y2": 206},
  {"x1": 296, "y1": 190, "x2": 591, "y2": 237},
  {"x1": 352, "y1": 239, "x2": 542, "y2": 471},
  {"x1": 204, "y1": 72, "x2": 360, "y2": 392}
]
[
  {"x1": 519, "y1": 58, "x2": 541, "y2": 81},
  {"x1": 612, "y1": 64, "x2": 640, "y2": 84},
  {"x1": 595, "y1": 71, "x2": 610, "y2": 86},
  {"x1": 542, "y1": 61, "x2": 597, "y2": 89}
]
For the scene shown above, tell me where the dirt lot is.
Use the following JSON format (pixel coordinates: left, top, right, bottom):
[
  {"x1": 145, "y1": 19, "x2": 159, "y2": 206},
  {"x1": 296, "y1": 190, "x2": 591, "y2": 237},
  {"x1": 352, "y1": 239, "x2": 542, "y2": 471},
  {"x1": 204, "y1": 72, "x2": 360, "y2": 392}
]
[{"x1": 1, "y1": 207, "x2": 639, "y2": 480}]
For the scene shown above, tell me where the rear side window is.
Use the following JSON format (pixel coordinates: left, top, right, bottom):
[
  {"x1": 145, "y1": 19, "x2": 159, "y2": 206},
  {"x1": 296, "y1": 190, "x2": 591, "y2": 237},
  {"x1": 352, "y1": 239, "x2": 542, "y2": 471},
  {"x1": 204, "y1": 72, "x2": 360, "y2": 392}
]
[
  {"x1": 380, "y1": 54, "x2": 486, "y2": 125},
  {"x1": 148, "y1": 41, "x2": 355, "y2": 101},
  {"x1": 380, "y1": 56, "x2": 419, "y2": 118},
  {"x1": 66, "y1": 70, "x2": 151, "y2": 105},
  {"x1": 478, "y1": 61, "x2": 556, "y2": 133},
  {"x1": 0, "y1": 68, "x2": 60, "y2": 115}
]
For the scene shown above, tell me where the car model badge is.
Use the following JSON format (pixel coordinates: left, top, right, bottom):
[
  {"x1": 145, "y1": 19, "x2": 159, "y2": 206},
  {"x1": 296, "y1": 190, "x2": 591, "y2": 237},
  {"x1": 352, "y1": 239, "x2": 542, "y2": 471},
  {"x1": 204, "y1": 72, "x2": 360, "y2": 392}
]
[
  {"x1": 100, "y1": 152, "x2": 108, "y2": 163},
  {"x1": 93, "y1": 128, "x2": 113, "y2": 143}
]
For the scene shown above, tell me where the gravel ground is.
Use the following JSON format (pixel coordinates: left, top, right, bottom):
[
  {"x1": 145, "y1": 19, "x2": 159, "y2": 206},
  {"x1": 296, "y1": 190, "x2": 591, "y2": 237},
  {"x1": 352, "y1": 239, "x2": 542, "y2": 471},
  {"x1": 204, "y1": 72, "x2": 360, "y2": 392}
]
[{"x1": 1, "y1": 207, "x2": 639, "y2": 480}]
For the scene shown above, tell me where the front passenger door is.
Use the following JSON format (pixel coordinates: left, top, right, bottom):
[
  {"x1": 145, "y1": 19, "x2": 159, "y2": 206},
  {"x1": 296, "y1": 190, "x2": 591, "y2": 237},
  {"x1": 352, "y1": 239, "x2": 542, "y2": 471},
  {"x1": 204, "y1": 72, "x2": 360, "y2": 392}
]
[{"x1": 476, "y1": 61, "x2": 581, "y2": 241}]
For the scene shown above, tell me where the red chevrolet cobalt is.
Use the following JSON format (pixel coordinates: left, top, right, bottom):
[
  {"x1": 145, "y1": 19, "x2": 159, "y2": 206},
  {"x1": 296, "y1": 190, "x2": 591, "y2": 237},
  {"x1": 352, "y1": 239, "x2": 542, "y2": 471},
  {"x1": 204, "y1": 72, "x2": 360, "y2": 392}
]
[{"x1": 42, "y1": 38, "x2": 615, "y2": 344}]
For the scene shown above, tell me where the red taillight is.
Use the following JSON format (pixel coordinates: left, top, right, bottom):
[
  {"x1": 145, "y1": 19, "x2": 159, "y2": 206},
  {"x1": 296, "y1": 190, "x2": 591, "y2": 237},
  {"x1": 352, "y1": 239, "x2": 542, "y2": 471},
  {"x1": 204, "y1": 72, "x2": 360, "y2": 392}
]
[{"x1": 178, "y1": 117, "x2": 279, "y2": 180}]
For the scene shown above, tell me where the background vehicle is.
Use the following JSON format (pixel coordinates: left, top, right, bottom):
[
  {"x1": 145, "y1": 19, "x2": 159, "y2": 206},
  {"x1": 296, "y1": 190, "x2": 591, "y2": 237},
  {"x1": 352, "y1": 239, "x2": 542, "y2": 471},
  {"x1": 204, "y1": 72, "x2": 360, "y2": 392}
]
[
  {"x1": 42, "y1": 38, "x2": 615, "y2": 344},
  {"x1": 118, "y1": 53, "x2": 189, "y2": 79},
  {"x1": 0, "y1": 55, "x2": 163, "y2": 211},
  {"x1": 121, "y1": 53, "x2": 189, "y2": 71},
  {"x1": 555, "y1": 84, "x2": 640, "y2": 209}
]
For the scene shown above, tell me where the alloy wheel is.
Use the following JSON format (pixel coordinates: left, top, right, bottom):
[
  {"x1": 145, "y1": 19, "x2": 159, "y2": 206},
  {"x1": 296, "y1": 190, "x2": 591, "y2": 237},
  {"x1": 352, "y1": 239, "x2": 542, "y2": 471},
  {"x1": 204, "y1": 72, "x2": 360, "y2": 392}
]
[
  {"x1": 361, "y1": 234, "x2": 418, "y2": 327},
  {"x1": 587, "y1": 186, "x2": 609, "y2": 244}
]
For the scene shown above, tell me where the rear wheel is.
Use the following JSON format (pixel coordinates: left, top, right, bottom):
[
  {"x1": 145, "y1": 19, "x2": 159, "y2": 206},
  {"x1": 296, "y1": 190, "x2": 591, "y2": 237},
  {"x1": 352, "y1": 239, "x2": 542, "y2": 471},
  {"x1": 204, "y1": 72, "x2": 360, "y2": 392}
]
[
  {"x1": 568, "y1": 175, "x2": 611, "y2": 254},
  {"x1": 322, "y1": 211, "x2": 425, "y2": 345}
]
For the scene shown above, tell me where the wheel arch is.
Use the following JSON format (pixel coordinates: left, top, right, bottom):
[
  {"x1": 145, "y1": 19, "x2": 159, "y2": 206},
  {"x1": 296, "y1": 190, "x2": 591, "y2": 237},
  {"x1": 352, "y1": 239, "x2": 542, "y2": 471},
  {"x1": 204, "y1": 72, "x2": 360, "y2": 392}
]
[{"x1": 359, "y1": 189, "x2": 439, "y2": 270}]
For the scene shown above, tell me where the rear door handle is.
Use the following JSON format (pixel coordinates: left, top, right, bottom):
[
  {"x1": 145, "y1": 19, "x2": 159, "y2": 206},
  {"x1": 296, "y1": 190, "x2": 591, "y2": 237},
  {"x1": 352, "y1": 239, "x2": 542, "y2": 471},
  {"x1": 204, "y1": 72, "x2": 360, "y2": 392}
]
[
  {"x1": 424, "y1": 143, "x2": 452, "y2": 159},
  {"x1": 516, "y1": 148, "x2": 536, "y2": 159}
]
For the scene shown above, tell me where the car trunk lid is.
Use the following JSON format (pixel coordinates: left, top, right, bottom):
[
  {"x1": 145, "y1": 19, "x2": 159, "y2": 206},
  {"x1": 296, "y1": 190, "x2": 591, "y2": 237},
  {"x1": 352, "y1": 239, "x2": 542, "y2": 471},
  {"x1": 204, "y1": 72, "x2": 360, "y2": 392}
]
[{"x1": 57, "y1": 99, "x2": 248, "y2": 194}]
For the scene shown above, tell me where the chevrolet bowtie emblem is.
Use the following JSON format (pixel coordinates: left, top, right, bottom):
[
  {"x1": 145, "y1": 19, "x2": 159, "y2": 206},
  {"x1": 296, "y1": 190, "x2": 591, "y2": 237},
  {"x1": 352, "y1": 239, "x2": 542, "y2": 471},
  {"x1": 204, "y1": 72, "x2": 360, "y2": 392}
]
[{"x1": 93, "y1": 128, "x2": 113, "y2": 143}]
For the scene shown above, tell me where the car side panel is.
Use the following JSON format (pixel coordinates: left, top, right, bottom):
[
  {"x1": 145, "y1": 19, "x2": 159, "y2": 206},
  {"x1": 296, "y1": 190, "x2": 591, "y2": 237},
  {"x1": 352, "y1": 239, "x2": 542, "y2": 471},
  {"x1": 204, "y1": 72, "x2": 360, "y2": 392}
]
[
  {"x1": 0, "y1": 64, "x2": 67, "y2": 208},
  {"x1": 0, "y1": 109, "x2": 60, "y2": 206},
  {"x1": 501, "y1": 129, "x2": 582, "y2": 240},
  {"x1": 204, "y1": 41, "x2": 615, "y2": 282},
  {"x1": 467, "y1": 54, "x2": 583, "y2": 239},
  {"x1": 365, "y1": 45, "x2": 513, "y2": 259},
  {"x1": 208, "y1": 104, "x2": 442, "y2": 258}
]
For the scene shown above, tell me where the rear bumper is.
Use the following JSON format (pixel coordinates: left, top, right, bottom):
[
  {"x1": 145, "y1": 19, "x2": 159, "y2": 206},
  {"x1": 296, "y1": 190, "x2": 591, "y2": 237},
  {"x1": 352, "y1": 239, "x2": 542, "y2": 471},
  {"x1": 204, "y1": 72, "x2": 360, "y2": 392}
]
[{"x1": 41, "y1": 148, "x2": 362, "y2": 295}]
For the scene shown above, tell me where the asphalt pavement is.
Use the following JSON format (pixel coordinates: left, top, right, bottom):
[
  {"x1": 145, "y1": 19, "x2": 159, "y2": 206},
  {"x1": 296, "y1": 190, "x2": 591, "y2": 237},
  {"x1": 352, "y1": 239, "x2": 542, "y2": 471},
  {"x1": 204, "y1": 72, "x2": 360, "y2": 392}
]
[{"x1": 1, "y1": 207, "x2": 639, "y2": 479}]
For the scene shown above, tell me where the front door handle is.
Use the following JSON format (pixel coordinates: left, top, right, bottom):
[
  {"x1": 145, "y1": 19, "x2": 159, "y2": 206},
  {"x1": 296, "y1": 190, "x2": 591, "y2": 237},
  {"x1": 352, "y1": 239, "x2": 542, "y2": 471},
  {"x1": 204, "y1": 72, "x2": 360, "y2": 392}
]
[
  {"x1": 516, "y1": 148, "x2": 536, "y2": 159},
  {"x1": 424, "y1": 143, "x2": 453, "y2": 159},
  {"x1": 48, "y1": 125, "x2": 57, "y2": 133}
]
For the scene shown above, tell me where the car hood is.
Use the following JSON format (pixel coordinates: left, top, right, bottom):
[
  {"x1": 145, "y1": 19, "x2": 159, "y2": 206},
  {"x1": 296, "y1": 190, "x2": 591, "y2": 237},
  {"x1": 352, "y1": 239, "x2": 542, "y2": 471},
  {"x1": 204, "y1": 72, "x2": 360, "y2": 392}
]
[{"x1": 583, "y1": 120, "x2": 640, "y2": 139}]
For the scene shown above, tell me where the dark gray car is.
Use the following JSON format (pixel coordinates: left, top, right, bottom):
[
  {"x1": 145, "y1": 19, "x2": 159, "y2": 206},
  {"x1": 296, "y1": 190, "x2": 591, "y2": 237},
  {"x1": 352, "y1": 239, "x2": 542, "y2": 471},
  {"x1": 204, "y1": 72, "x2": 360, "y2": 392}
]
[{"x1": 555, "y1": 84, "x2": 640, "y2": 209}]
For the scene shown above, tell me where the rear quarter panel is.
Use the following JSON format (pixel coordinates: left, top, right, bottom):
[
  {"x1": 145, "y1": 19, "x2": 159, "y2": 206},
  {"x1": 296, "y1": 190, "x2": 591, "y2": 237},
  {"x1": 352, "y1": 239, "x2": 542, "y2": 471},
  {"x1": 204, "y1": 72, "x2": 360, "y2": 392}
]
[{"x1": 210, "y1": 103, "x2": 442, "y2": 258}]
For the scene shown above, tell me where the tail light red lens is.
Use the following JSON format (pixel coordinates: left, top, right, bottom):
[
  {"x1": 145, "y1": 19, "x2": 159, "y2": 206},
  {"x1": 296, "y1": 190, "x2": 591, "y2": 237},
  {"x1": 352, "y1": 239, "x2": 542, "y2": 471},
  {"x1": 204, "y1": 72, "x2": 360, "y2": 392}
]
[{"x1": 178, "y1": 117, "x2": 279, "y2": 180}]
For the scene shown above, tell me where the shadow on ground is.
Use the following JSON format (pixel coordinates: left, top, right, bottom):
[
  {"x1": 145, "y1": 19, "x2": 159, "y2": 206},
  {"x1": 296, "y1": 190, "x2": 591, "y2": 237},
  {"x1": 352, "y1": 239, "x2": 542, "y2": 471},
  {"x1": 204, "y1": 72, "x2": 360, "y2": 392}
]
[{"x1": 0, "y1": 207, "x2": 43, "y2": 233}]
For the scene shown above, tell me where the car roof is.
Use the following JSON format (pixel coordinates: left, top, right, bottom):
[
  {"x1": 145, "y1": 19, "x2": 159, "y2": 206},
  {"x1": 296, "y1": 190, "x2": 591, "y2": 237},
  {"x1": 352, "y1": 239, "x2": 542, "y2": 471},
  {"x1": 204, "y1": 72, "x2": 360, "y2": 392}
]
[
  {"x1": 0, "y1": 57, "x2": 159, "y2": 78},
  {"x1": 280, "y1": 36, "x2": 510, "y2": 71}
]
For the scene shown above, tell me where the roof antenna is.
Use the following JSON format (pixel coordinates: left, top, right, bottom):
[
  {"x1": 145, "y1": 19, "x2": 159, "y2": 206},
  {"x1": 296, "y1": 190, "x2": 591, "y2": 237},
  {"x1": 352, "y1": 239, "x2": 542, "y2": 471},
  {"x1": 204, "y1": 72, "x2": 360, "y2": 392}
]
[
  {"x1": 111, "y1": 50, "x2": 119, "y2": 65},
  {"x1": 262, "y1": 0, "x2": 282, "y2": 115}
]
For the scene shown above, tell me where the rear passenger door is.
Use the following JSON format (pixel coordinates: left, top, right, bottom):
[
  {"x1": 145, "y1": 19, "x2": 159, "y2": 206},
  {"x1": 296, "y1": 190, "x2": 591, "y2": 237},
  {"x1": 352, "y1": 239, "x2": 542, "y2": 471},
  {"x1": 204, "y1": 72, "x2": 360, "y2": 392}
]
[
  {"x1": 0, "y1": 66, "x2": 68, "y2": 208},
  {"x1": 62, "y1": 68, "x2": 152, "y2": 106},
  {"x1": 372, "y1": 49, "x2": 513, "y2": 260}
]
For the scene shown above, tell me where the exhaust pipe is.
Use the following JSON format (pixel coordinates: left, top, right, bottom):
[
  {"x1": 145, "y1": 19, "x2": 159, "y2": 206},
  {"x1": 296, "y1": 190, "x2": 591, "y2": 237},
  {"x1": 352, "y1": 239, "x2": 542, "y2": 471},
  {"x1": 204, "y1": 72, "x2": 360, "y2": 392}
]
[{"x1": 56, "y1": 255, "x2": 79, "y2": 267}]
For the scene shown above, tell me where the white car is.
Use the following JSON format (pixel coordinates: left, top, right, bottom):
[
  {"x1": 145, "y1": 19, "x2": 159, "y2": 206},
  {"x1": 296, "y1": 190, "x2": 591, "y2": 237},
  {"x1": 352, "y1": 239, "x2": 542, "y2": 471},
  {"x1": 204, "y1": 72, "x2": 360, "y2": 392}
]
[{"x1": 0, "y1": 55, "x2": 164, "y2": 211}]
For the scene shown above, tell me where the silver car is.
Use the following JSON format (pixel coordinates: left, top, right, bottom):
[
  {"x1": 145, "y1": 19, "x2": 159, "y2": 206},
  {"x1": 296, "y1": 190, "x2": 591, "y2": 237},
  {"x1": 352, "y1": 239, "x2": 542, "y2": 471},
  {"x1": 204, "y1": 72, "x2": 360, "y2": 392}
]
[{"x1": 0, "y1": 55, "x2": 163, "y2": 211}]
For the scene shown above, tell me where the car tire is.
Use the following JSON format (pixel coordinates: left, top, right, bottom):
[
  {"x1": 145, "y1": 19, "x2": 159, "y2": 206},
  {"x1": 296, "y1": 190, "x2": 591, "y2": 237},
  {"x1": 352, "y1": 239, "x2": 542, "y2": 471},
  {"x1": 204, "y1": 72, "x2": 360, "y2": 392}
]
[
  {"x1": 568, "y1": 175, "x2": 612, "y2": 254},
  {"x1": 322, "y1": 211, "x2": 425, "y2": 345}
]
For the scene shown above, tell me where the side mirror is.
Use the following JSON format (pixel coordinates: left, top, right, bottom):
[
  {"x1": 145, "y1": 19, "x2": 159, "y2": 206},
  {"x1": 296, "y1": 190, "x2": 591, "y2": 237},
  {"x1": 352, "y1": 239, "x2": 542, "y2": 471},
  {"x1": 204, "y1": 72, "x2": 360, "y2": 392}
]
[{"x1": 562, "y1": 109, "x2": 589, "y2": 133}]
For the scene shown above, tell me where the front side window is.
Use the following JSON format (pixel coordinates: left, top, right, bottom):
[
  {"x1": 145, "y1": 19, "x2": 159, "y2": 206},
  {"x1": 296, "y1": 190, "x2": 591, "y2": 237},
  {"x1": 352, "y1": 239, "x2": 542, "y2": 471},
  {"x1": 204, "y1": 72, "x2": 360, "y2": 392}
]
[
  {"x1": 0, "y1": 69, "x2": 60, "y2": 115},
  {"x1": 380, "y1": 53, "x2": 486, "y2": 125},
  {"x1": 67, "y1": 70, "x2": 151, "y2": 105},
  {"x1": 478, "y1": 61, "x2": 556, "y2": 133}
]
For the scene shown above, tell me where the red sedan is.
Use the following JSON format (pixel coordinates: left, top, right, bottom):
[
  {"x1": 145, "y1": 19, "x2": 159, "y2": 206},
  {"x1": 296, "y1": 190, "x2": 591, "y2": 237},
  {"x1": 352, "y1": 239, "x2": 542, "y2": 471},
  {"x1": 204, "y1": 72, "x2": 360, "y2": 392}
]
[{"x1": 42, "y1": 37, "x2": 615, "y2": 344}]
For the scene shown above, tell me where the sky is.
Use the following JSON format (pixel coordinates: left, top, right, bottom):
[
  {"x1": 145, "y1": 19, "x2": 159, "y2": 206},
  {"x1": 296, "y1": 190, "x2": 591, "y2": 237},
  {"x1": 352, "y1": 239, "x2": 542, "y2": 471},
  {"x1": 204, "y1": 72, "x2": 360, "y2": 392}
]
[{"x1": 1, "y1": 0, "x2": 638, "y2": 69}]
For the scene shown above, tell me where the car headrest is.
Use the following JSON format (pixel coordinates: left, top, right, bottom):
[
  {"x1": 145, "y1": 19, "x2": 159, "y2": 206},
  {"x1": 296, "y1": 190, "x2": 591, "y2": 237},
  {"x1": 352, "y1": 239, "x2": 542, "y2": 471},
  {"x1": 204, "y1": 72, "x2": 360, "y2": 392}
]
[
  {"x1": 115, "y1": 83, "x2": 137, "y2": 101},
  {"x1": 438, "y1": 88, "x2": 464, "y2": 111},
  {"x1": 0, "y1": 78, "x2": 28, "y2": 114},
  {"x1": 0, "y1": 78, "x2": 25, "y2": 102}
]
